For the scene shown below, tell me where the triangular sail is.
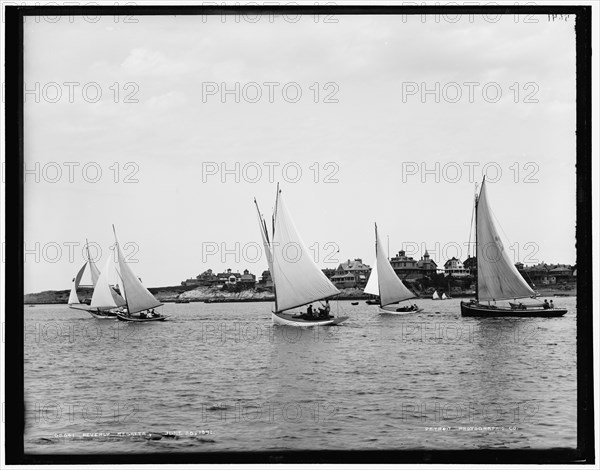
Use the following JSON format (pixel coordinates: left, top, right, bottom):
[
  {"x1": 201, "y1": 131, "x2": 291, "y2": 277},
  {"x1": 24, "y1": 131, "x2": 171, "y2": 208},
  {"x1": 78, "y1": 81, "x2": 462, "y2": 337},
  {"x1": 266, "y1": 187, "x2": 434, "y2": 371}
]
[
  {"x1": 476, "y1": 181, "x2": 535, "y2": 301},
  {"x1": 85, "y1": 240, "x2": 101, "y2": 287},
  {"x1": 68, "y1": 262, "x2": 87, "y2": 305},
  {"x1": 114, "y1": 230, "x2": 162, "y2": 314},
  {"x1": 432, "y1": 290, "x2": 440, "y2": 300},
  {"x1": 270, "y1": 190, "x2": 340, "y2": 312},
  {"x1": 91, "y1": 256, "x2": 126, "y2": 309},
  {"x1": 375, "y1": 225, "x2": 415, "y2": 307},
  {"x1": 363, "y1": 257, "x2": 379, "y2": 296},
  {"x1": 255, "y1": 199, "x2": 273, "y2": 274},
  {"x1": 88, "y1": 259, "x2": 100, "y2": 287},
  {"x1": 441, "y1": 292, "x2": 448, "y2": 300}
]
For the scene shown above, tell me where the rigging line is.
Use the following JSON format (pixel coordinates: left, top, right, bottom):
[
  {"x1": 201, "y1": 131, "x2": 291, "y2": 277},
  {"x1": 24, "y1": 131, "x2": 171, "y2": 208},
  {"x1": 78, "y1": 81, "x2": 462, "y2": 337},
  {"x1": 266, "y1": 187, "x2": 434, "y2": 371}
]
[{"x1": 467, "y1": 193, "x2": 476, "y2": 259}]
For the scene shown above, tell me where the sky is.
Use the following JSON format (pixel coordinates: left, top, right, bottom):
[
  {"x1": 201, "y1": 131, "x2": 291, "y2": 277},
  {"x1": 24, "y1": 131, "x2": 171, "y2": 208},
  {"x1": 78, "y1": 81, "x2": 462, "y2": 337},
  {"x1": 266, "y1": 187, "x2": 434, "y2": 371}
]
[{"x1": 22, "y1": 12, "x2": 578, "y2": 293}]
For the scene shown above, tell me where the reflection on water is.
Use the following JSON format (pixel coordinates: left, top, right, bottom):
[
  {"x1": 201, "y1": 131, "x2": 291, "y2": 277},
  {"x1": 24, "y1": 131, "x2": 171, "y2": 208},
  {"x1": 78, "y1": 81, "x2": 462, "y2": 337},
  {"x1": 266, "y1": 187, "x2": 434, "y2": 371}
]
[{"x1": 23, "y1": 297, "x2": 577, "y2": 453}]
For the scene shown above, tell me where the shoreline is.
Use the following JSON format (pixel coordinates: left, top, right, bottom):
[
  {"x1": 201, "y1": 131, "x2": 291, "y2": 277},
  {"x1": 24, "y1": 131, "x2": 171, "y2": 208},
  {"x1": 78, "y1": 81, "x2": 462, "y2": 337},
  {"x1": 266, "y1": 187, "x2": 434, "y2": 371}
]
[{"x1": 23, "y1": 285, "x2": 577, "y2": 305}]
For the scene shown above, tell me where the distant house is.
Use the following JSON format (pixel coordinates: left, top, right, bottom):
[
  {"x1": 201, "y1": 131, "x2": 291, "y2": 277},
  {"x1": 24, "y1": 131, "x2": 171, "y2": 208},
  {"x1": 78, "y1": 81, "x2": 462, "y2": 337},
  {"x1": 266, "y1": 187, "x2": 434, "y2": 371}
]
[
  {"x1": 518, "y1": 263, "x2": 576, "y2": 286},
  {"x1": 444, "y1": 257, "x2": 470, "y2": 277},
  {"x1": 239, "y1": 269, "x2": 257, "y2": 288},
  {"x1": 390, "y1": 250, "x2": 420, "y2": 277},
  {"x1": 258, "y1": 270, "x2": 273, "y2": 289},
  {"x1": 334, "y1": 258, "x2": 371, "y2": 287},
  {"x1": 331, "y1": 272, "x2": 357, "y2": 288},
  {"x1": 416, "y1": 250, "x2": 437, "y2": 278},
  {"x1": 181, "y1": 268, "x2": 218, "y2": 286},
  {"x1": 216, "y1": 268, "x2": 241, "y2": 286}
]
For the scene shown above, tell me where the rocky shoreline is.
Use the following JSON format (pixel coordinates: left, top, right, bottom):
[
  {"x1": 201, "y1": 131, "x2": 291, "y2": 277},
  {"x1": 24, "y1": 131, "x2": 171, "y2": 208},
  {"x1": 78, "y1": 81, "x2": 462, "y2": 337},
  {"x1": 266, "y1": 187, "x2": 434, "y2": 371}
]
[{"x1": 24, "y1": 284, "x2": 576, "y2": 305}]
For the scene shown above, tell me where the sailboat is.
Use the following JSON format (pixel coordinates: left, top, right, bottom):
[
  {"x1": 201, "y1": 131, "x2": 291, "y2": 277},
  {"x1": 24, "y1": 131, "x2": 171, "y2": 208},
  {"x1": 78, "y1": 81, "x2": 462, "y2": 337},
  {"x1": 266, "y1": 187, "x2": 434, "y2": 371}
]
[
  {"x1": 68, "y1": 240, "x2": 122, "y2": 319},
  {"x1": 111, "y1": 225, "x2": 166, "y2": 322},
  {"x1": 68, "y1": 240, "x2": 100, "y2": 307},
  {"x1": 460, "y1": 179, "x2": 567, "y2": 317},
  {"x1": 88, "y1": 254, "x2": 127, "y2": 319},
  {"x1": 441, "y1": 292, "x2": 449, "y2": 300},
  {"x1": 254, "y1": 186, "x2": 348, "y2": 327},
  {"x1": 370, "y1": 223, "x2": 421, "y2": 314},
  {"x1": 432, "y1": 290, "x2": 440, "y2": 300}
]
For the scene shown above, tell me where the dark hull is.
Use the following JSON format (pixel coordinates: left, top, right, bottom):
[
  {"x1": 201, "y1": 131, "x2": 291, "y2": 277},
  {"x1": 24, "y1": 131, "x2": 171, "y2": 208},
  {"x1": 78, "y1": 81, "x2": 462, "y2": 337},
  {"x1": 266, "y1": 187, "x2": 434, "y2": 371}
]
[
  {"x1": 460, "y1": 301, "x2": 567, "y2": 317},
  {"x1": 116, "y1": 313, "x2": 167, "y2": 322}
]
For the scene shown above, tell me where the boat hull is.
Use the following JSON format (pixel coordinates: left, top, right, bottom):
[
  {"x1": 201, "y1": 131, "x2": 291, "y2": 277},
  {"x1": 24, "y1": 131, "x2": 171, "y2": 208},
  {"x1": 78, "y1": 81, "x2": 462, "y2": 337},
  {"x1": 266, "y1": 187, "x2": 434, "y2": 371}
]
[
  {"x1": 271, "y1": 312, "x2": 348, "y2": 327},
  {"x1": 378, "y1": 306, "x2": 423, "y2": 315},
  {"x1": 460, "y1": 301, "x2": 567, "y2": 317},
  {"x1": 88, "y1": 311, "x2": 118, "y2": 320},
  {"x1": 116, "y1": 313, "x2": 167, "y2": 322}
]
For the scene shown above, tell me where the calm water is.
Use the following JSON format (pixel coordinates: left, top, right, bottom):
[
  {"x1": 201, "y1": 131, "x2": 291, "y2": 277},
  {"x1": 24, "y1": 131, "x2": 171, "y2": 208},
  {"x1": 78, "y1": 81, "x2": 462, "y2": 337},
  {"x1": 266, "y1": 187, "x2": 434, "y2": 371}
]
[{"x1": 23, "y1": 297, "x2": 577, "y2": 453}]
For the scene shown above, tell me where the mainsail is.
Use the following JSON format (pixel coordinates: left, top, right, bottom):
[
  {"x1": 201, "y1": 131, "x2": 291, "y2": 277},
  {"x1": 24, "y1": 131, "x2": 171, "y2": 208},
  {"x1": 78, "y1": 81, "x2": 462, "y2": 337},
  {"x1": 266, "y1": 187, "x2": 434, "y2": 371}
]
[
  {"x1": 432, "y1": 290, "x2": 440, "y2": 300},
  {"x1": 269, "y1": 189, "x2": 340, "y2": 312},
  {"x1": 86, "y1": 241, "x2": 101, "y2": 287},
  {"x1": 68, "y1": 262, "x2": 88, "y2": 305},
  {"x1": 363, "y1": 257, "x2": 379, "y2": 296},
  {"x1": 91, "y1": 255, "x2": 126, "y2": 309},
  {"x1": 375, "y1": 224, "x2": 415, "y2": 307},
  {"x1": 476, "y1": 180, "x2": 535, "y2": 301},
  {"x1": 113, "y1": 227, "x2": 162, "y2": 314}
]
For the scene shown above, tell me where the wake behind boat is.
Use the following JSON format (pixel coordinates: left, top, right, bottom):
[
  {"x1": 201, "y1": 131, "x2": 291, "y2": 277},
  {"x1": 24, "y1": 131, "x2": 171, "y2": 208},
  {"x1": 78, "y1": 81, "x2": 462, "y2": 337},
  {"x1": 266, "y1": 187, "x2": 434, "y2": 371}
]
[
  {"x1": 460, "y1": 179, "x2": 567, "y2": 318},
  {"x1": 366, "y1": 223, "x2": 422, "y2": 315},
  {"x1": 255, "y1": 186, "x2": 348, "y2": 327}
]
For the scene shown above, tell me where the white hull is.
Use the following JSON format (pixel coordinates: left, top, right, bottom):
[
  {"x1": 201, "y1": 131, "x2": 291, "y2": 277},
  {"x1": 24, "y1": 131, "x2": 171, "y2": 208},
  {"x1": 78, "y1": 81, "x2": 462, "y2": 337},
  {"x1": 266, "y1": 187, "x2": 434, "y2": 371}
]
[{"x1": 271, "y1": 312, "x2": 345, "y2": 327}]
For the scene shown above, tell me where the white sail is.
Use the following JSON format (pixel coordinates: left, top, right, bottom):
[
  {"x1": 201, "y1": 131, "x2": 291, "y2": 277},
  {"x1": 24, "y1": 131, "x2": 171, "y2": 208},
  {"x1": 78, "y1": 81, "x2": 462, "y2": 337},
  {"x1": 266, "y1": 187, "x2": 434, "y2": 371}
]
[
  {"x1": 432, "y1": 290, "x2": 440, "y2": 300},
  {"x1": 85, "y1": 240, "x2": 101, "y2": 287},
  {"x1": 68, "y1": 262, "x2": 87, "y2": 305},
  {"x1": 271, "y1": 190, "x2": 340, "y2": 312},
  {"x1": 375, "y1": 225, "x2": 415, "y2": 307},
  {"x1": 114, "y1": 231, "x2": 162, "y2": 314},
  {"x1": 363, "y1": 257, "x2": 379, "y2": 296},
  {"x1": 441, "y1": 292, "x2": 448, "y2": 300},
  {"x1": 255, "y1": 199, "x2": 273, "y2": 274},
  {"x1": 91, "y1": 256, "x2": 126, "y2": 309},
  {"x1": 89, "y1": 259, "x2": 101, "y2": 287},
  {"x1": 477, "y1": 180, "x2": 536, "y2": 301}
]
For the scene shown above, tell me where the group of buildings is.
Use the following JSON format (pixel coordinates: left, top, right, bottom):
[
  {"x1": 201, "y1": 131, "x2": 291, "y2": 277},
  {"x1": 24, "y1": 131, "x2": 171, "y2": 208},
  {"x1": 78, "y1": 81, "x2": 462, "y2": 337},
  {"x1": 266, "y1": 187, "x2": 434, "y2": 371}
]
[{"x1": 181, "y1": 251, "x2": 576, "y2": 291}]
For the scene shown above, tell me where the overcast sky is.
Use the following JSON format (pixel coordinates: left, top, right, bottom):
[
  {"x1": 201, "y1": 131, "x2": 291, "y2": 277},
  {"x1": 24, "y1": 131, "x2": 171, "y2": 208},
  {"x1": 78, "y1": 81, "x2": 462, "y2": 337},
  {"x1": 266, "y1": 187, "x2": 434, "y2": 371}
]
[{"x1": 23, "y1": 12, "x2": 577, "y2": 293}]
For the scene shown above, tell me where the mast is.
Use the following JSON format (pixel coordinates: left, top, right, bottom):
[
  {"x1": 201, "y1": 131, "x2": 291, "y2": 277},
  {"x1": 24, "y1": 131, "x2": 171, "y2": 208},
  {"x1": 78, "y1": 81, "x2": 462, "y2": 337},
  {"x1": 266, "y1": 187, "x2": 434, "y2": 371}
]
[
  {"x1": 112, "y1": 224, "x2": 130, "y2": 313},
  {"x1": 85, "y1": 238, "x2": 92, "y2": 264},
  {"x1": 375, "y1": 223, "x2": 381, "y2": 306},
  {"x1": 272, "y1": 184, "x2": 280, "y2": 312},
  {"x1": 475, "y1": 177, "x2": 485, "y2": 303}
]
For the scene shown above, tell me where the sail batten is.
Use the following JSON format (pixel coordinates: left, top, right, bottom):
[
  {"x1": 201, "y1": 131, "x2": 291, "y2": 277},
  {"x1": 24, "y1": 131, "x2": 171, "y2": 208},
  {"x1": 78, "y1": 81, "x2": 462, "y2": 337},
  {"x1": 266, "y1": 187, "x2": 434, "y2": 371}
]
[
  {"x1": 269, "y1": 190, "x2": 340, "y2": 313},
  {"x1": 476, "y1": 181, "x2": 535, "y2": 301},
  {"x1": 375, "y1": 225, "x2": 415, "y2": 307}
]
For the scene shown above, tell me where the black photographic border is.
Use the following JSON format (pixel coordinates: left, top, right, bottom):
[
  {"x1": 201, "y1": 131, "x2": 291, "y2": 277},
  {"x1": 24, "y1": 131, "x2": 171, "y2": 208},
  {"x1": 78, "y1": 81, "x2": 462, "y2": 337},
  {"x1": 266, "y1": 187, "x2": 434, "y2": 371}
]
[{"x1": 4, "y1": 3, "x2": 594, "y2": 465}]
